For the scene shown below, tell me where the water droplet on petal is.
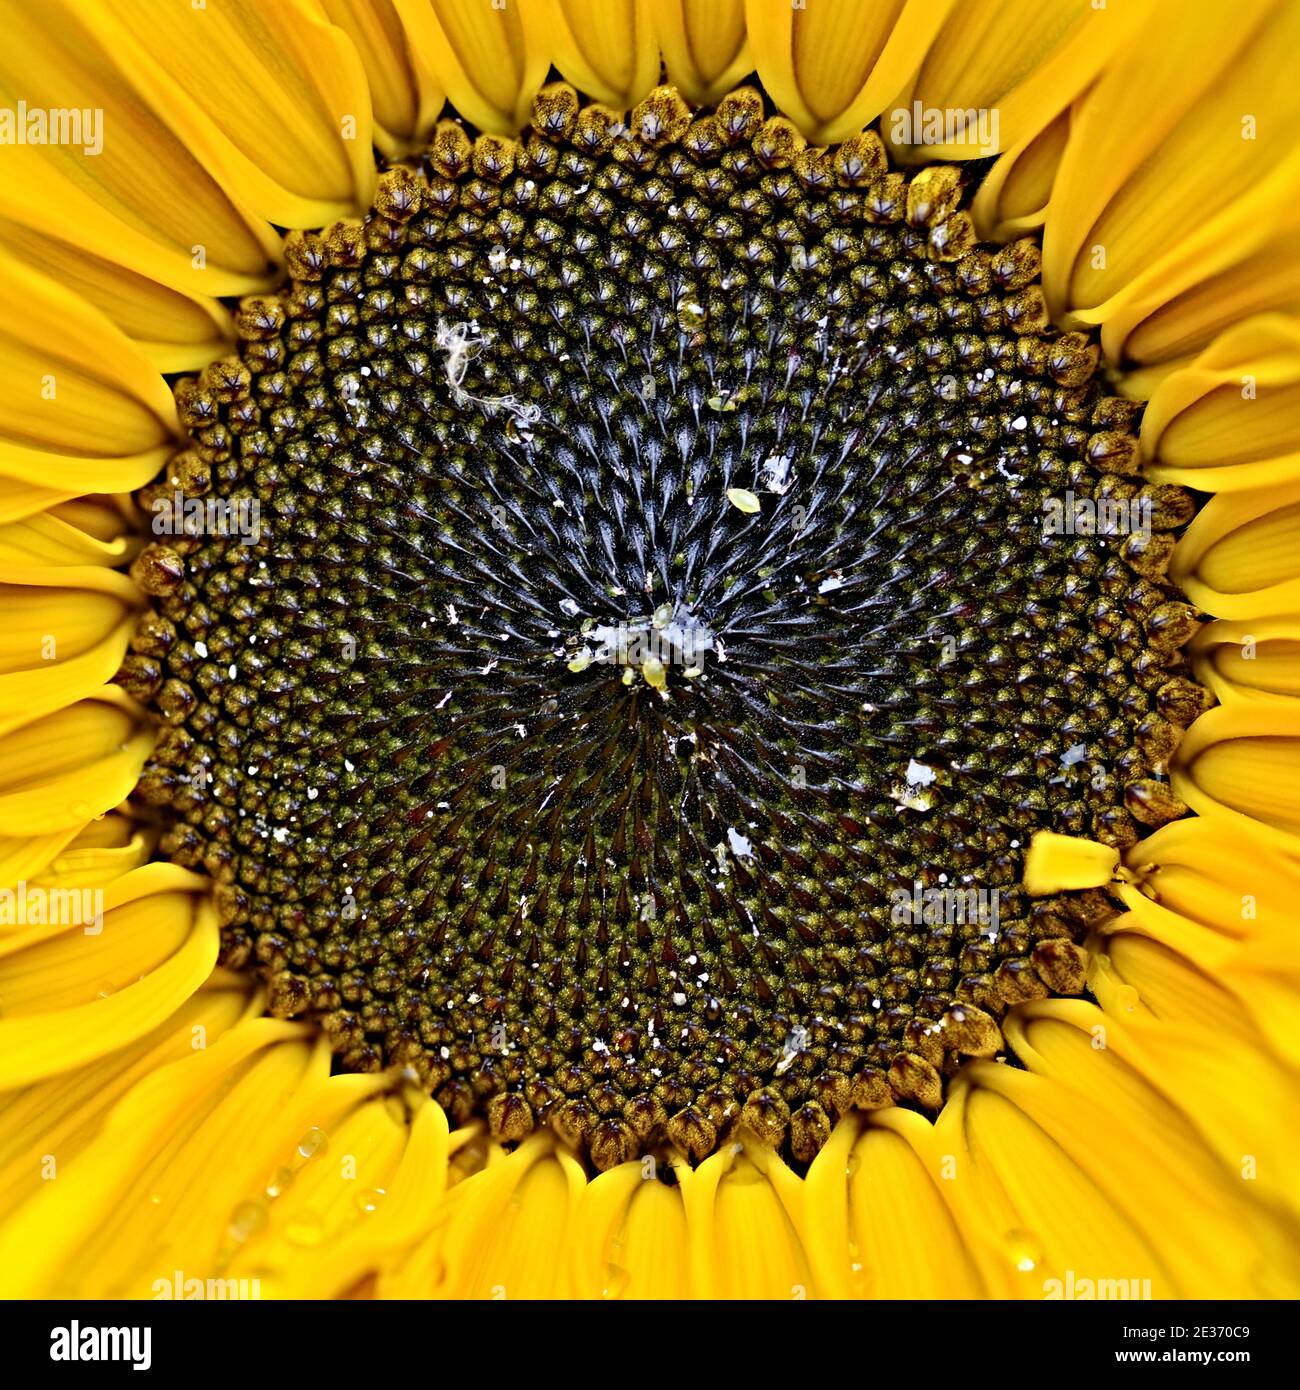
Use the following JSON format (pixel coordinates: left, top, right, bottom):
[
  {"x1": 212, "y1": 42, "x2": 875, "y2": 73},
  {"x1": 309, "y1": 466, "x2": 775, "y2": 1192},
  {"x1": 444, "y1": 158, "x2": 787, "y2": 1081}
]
[
  {"x1": 265, "y1": 1166, "x2": 295, "y2": 1199},
  {"x1": 228, "y1": 1199, "x2": 268, "y2": 1243},
  {"x1": 1113, "y1": 984, "x2": 1140, "y2": 1014},
  {"x1": 1002, "y1": 1228, "x2": 1043, "y2": 1274},
  {"x1": 297, "y1": 1126, "x2": 328, "y2": 1159}
]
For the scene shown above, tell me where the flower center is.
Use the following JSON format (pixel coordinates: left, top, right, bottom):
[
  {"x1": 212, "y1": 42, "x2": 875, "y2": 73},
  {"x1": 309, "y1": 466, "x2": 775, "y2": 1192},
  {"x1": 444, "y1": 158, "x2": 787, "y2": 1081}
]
[{"x1": 121, "y1": 84, "x2": 1208, "y2": 1169}]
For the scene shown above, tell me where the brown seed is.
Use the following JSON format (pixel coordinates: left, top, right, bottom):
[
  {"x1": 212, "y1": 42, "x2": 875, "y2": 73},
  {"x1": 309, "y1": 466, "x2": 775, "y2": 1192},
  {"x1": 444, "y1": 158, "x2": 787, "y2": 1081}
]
[
  {"x1": 851, "y1": 1067, "x2": 896, "y2": 1111},
  {"x1": 942, "y1": 1003, "x2": 1003, "y2": 1057},
  {"x1": 488, "y1": 1092, "x2": 535, "y2": 1143},
  {"x1": 666, "y1": 1106, "x2": 717, "y2": 1163},
  {"x1": 740, "y1": 1088, "x2": 790, "y2": 1148},
  {"x1": 589, "y1": 1117, "x2": 637, "y2": 1171},
  {"x1": 887, "y1": 1054, "x2": 943, "y2": 1111},
  {"x1": 1031, "y1": 939, "x2": 1091, "y2": 994},
  {"x1": 129, "y1": 544, "x2": 185, "y2": 597},
  {"x1": 789, "y1": 1101, "x2": 832, "y2": 1163},
  {"x1": 1125, "y1": 778, "x2": 1189, "y2": 827}
]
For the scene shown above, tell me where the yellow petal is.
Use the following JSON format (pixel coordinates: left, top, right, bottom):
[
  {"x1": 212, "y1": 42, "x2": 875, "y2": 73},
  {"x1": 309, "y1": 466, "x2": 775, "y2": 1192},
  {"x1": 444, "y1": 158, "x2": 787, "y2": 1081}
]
[
  {"x1": 745, "y1": 0, "x2": 955, "y2": 146},
  {"x1": 849, "y1": 1111, "x2": 986, "y2": 1297},
  {"x1": 0, "y1": 565, "x2": 140, "y2": 736},
  {"x1": 1142, "y1": 314, "x2": 1300, "y2": 493},
  {"x1": 0, "y1": 255, "x2": 177, "y2": 521},
  {"x1": 0, "y1": 478, "x2": 81, "y2": 527},
  {"x1": 0, "y1": 510, "x2": 133, "y2": 570},
  {"x1": 971, "y1": 109, "x2": 1069, "y2": 240},
  {"x1": 224, "y1": 1089, "x2": 448, "y2": 1299},
  {"x1": 319, "y1": 0, "x2": 444, "y2": 154},
  {"x1": 33, "y1": 817, "x2": 153, "y2": 898},
  {"x1": 889, "y1": 0, "x2": 1144, "y2": 164},
  {"x1": 1114, "y1": 199, "x2": 1300, "y2": 370},
  {"x1": 1044, "y1": 0, "x2": 1300, "y2": 339},
  {"x1": 1022, "y1": 830, "x2": 1119, "y2": 894},
  {"x1": 1171, "y1": 703, "x2": 1300, "y2": 848},
  {"x1": 952, "y1": 1072, "x2": 1178, "y2": 1297},
  {"x1": 0, "y1": 691, "x2": 152, "y2": 840},
  {"x1": 548, "y1": 1154, "x2": 694, "y2": 1299},
  {"x1": 0, "y1": 828, "x2": 80, "y2": 898},
  {"x1": 0, "y1": 219, "x2": 234, "y2": 374},
  {"x1": 0, "y1": 253, "x2": 177, "y2": 460},
  {"x1": 548, "y1": 0, "x2": 662, "y2": 112},
  {"x1": 0, "y1": 976, "x2": 253, "y2": 1215},
  {"x1": 1172, "y1": 478, "x2": 1300, "y2": 618},
  {"x1": 0, "y1": 2, "x2": 283, "y2": 292},
  {"x1": 1191, "y1": 617, "x2": 1300, "y2": 705},
  {"x1": 681, "y1": 1144, "x2": 814, "y2": 1298},
  {"x1": 656, "y1": 0, "x2": 751, "y2": 107},
  {"x1": 427, "y1": 1135, "x2": 586, "y2": 1298},
  {"x1": 1118, "y1": 815, "x2": 1275, "y2": 955},
  {"x1": 70, "y1": 0, "x2": 376, "y2": 227},
  {"x1": 0, "y1": 1018, "x2": 318, "y2": 1296},
  {"x1": 1088, "y1": 947, "x2": 1300, "y2": 1225},
  {"x1": 997, "y1": 1003, "x2": 1300, "y2": 1295},
  {"x1": 1110, "y1": 817, "x2": 1300, "y2": 1084},
  {"x1": 399, "y1": 0, "x2": 551, "y2": 135},
  {"x1": 0, "y1": 871, "x2": 217, "y2": 1089}
]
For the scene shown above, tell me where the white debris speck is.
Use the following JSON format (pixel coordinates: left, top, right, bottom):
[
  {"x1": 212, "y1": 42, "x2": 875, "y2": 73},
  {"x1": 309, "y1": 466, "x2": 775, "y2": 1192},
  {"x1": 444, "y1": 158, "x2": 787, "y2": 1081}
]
[
  {"x1": 194, "y1": 641, "x2": 208, "y2": 658},
  {"x1": 1061, "y1": 743, "x2": 1089, "y2": 767},
  {"x1": 726, "y1": 826, "x2": 753, "y2": 859},
  {"x1": 906, "y1": 759, "x2": 937, "y2": 787},
  {"x1": 762, "y1": 454, "x2": 793, "y2": 493},
  {"x1": 818, "y1": 574, "x2": 844, "y2": 594}
]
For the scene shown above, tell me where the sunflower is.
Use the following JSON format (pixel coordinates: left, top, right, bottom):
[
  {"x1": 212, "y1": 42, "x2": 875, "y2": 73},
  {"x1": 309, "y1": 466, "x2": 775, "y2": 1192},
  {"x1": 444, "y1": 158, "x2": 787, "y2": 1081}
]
[{"x1": 1, "y1": 0, "x2": 1298, "y2": 1305}]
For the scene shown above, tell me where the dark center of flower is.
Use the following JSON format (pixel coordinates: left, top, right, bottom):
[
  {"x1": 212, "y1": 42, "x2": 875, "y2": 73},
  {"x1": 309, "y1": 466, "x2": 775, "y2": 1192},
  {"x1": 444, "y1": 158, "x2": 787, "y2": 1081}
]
[{"x1": 120, "y1": 84, "x2": 1209, "y2": 1169}]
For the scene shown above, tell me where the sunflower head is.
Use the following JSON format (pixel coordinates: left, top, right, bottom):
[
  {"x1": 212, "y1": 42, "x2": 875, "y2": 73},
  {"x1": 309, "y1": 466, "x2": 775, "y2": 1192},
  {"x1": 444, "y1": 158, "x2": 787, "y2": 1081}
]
[{"x1": 1, "y1": 0, "x2": 1298, "y2": 1305}]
